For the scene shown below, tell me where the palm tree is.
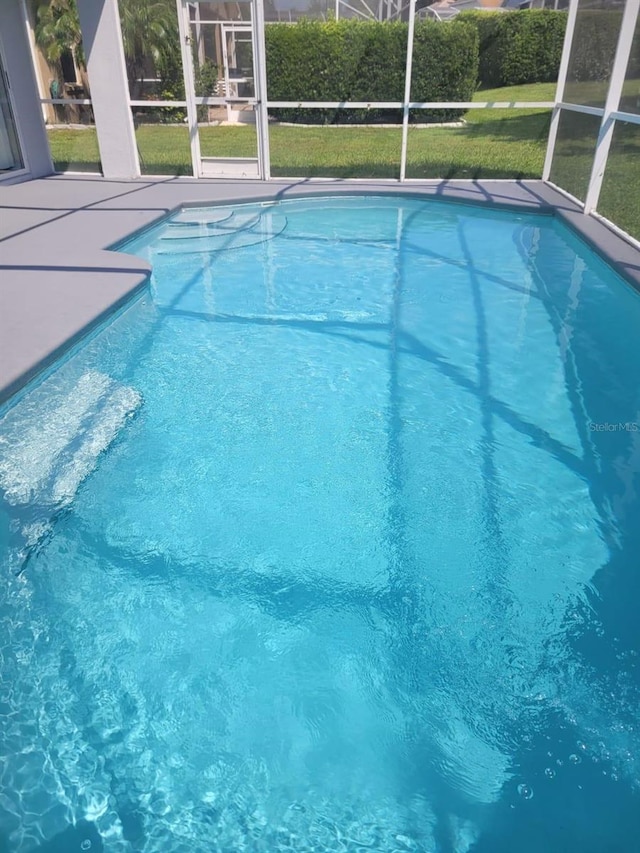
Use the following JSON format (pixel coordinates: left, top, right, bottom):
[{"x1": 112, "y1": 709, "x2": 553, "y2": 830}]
[
  {"x1": 116, "y1": 0, "x2": 179, "y2": 98},
  {"x1": 34, "y1": 0, "x2": 84, "y2": 67},
  {"x1": 34, "y1": 0, "x2": 180, "y2": 98}
]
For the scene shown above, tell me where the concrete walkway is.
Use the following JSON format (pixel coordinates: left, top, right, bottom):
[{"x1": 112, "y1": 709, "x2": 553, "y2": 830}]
[{"x1": 1, "y1": 176, "x2": 639, "y2": 405}]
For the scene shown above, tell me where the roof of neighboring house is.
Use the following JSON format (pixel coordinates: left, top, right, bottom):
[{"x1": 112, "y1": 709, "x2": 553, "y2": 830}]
[
  {"x1": 424, "y1": 0, "x2": 530, "y2": 17},
  {"x1": 422, "y1": 0, "x2": 460, "y2": 19}
]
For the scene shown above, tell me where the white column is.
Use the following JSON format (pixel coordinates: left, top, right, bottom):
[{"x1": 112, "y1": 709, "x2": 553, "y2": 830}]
[
  {"x1": 176, "y1": 0, "x2": 202, "y2": 178},
  {"x1": 542, "y1": 0, "x2": 579, "y2": 182},
  {"x1": 221, "y1": 25, "x2": 232, "y2": 123},
  {"x1": 176, "y1": 0, "x2": 200, "y2": 177},
  {"x1": 583, "y1": 0, "x2": 640, "y2": 214},
  {"x1": 254, "y1": 0, "x2": 271, "y2": 180},
  {"x1": 399, "y1": 0, "x2": 417, "y2": 181},
  {"x1": 76, "y1": 0, "x2": 139, "y2": 179}
]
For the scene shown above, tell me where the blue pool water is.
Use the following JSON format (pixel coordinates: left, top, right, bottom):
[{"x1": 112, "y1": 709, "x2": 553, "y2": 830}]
[{"x1": 1, "y1": 196, "x2": 640, "y2": 852}]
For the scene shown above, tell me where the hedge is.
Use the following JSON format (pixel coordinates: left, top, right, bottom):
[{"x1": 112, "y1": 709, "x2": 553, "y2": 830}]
[
  {"x1": 265, "y1": 19, "x2": 478, "y2": 124},
  {"x1": 458, "y1": 10, "x2": 566, "y2": 88},
  {"x1": 460, "y1": 8, "x2": 631, "y2": 91},
  {"x1": 567, "y1": 8, "x2": 629, "y2": 83}
]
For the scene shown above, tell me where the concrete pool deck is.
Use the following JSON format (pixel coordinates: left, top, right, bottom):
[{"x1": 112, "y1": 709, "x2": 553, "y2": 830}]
[{"x1": 2, "y1": 175, "x2": 640, "y2": 406}]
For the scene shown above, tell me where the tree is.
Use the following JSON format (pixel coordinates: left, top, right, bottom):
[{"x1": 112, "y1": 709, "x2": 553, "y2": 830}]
[
  {"x1": 34, "y1": 0, "x2": 84, "y2": 67},
  {"x1": 34, "y1": 0, "x2": 182, "y2": 98},
  {"x1": 118, "y1": 0, "x2": 180, "y2": 97}
]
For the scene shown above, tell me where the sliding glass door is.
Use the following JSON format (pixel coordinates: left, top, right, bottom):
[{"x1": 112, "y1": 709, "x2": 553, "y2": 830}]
[{"x1": 0, "y1": 50, "x2": 23, "y2": 175}]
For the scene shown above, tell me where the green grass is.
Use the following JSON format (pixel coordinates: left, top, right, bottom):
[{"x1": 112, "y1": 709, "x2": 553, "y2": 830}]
[
  {"x1": 549, "y1": 112, "x2": 640, "y2": 242},
  {"x1": 563, "y1": 77, "x2": 640, "y2": 111},
  {"x1": 48, "y1": 82, "x2": 555, "y2": 178},
  {"x1": 46, "y1": 126, "x2": 102, "y2": 174},
  {"x1": 45, "y1": 81, "x2": 640, "y2": 240}
]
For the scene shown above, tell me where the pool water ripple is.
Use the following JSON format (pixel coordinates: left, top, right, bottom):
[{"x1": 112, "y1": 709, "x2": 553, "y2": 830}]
[{"x1": 1, "y1": 196, "x2": 639, "y2": 851}]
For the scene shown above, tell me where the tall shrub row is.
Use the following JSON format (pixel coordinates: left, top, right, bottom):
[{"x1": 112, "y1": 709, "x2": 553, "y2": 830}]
[
  {"x1": 460, "y1": 8, "x2": 630, "y2": 90},
  {"x1": 458, "y1": 10, "x2": 566, "y2": 88},
  {"x1": 265, "y1": 19, "x2": 478, "y2": 124},
  {"x1": 568, "y1": 9, "x2": 629, "y2": 82}
]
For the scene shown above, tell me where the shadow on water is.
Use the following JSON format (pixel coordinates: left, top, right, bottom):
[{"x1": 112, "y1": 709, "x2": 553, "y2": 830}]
[
  {"x1": 463, "y1": 223, "x2": 640, "y2": 850},
  {"x1": 158, "y1": 305, "x2": 588, "y2": 480},
  {"x1": 154, "y1": 203, "x2": 640, "y2": 843},
  {"x1": 145, "y1": 206, "x2": 640, "y2": 845}
]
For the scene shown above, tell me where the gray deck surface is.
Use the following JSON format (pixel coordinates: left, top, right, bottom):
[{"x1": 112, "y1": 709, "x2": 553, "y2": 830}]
[{"x1": 1, "y1": 176, "x2": 639, "y2": 405}]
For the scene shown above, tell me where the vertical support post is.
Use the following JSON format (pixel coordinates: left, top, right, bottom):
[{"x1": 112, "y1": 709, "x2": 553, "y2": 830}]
[
  {"x1": 399, "y1": 0, "x2": 416, "y2": 182},
  {"x1": 76, "y1": 0, "x2": 139, "y2": 178},
  {"x1": 221, "y1": 25, "x2": 231, "y2": 123},
  {"x1": 176, "y1": 0, "x2": 201, "y2": 178},
  {"x1": 335, "y1": 0, "x2": 340, "y2": 19},
  {"x1": 195, "y1": 2, "x2": 205, "y2": 66},
  {"x1": 584, "y1": 0, "x2": 640, "y2": 214},
  {"x1": 542, "y1": 0, "x2": 579, "y2": 182},
  {"x1": 19, "y1": 0, "x2": 50, "y2": 125},
  {"x1": 254, "y1": 0, "x2": 271, "y2": 180}
]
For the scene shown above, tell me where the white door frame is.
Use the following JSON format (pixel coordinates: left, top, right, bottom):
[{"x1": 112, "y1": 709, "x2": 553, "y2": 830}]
[
  {"x1": 221, "y1": 23, "x2": 252, "y2": 123},
  {"x1": 177, "y1": 0, "x2": 269, "y2": 179}
]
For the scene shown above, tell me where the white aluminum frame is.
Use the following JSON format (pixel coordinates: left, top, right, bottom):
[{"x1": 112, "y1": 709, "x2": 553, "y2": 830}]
[
  {"x1": 400, "y1": 0, "x2": 417, "y2": 181},
  {"x1": 177, "y1": 0, "x2": 201, "y2": 177},
  {"x1": 583, "y1": 0, "x2": 640, "y2": 213},
  {"x1": 544, "y1": 0, "x2": 640, "y2": 230},
  {"x1": 266, "y1": 101, "x2": 555, "y2": 110},
  {"x1": 542, "y1": 0, "x2": 579, "y2": 181},
  {"x1": 254, "y1": 0, "x2": 271, "y2": 179},
  {"x1": 0, "y1": 34, "x2": 30, "y2": 181},
  {"x1": 177, "y1": 0, "x2": 266, "y2": 179}
]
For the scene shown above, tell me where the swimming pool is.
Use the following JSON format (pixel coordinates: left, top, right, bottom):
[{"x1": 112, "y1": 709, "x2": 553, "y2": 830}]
[{"x1": 1, "y1": 195, "x2": 639, "y2": 851}]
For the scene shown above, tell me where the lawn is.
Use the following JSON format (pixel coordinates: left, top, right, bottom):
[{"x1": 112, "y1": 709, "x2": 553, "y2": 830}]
[
  {"x1": 46, "y1": 81, "x2": 640, "y2": 240},
  {"x1": 47, "y1": 82, "x2": 555, "y2": 180},
  {"x1": 549, "y1": 112, "x2": 640, "y2": 241}
]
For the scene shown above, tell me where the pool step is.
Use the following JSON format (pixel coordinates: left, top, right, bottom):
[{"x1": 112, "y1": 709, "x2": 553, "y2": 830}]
[
  {"x1": 51, "y1": 383, "x2": 141, "y2": 505},
  {"x1": 0, "y1": 370, "x2": 141, "y2": 509},
  {"x1": 157, "y1": 213, "x2": 287, "y2": 255},
  {"x1": 162, "y1": 211, "x2": 261, "y2": 239},
  {"x1": 161, "y1": 221, "x2": 237, "y2": 238},
  {"x1": 171, "y1": 209, "x2": 234, "y2": 226}
]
